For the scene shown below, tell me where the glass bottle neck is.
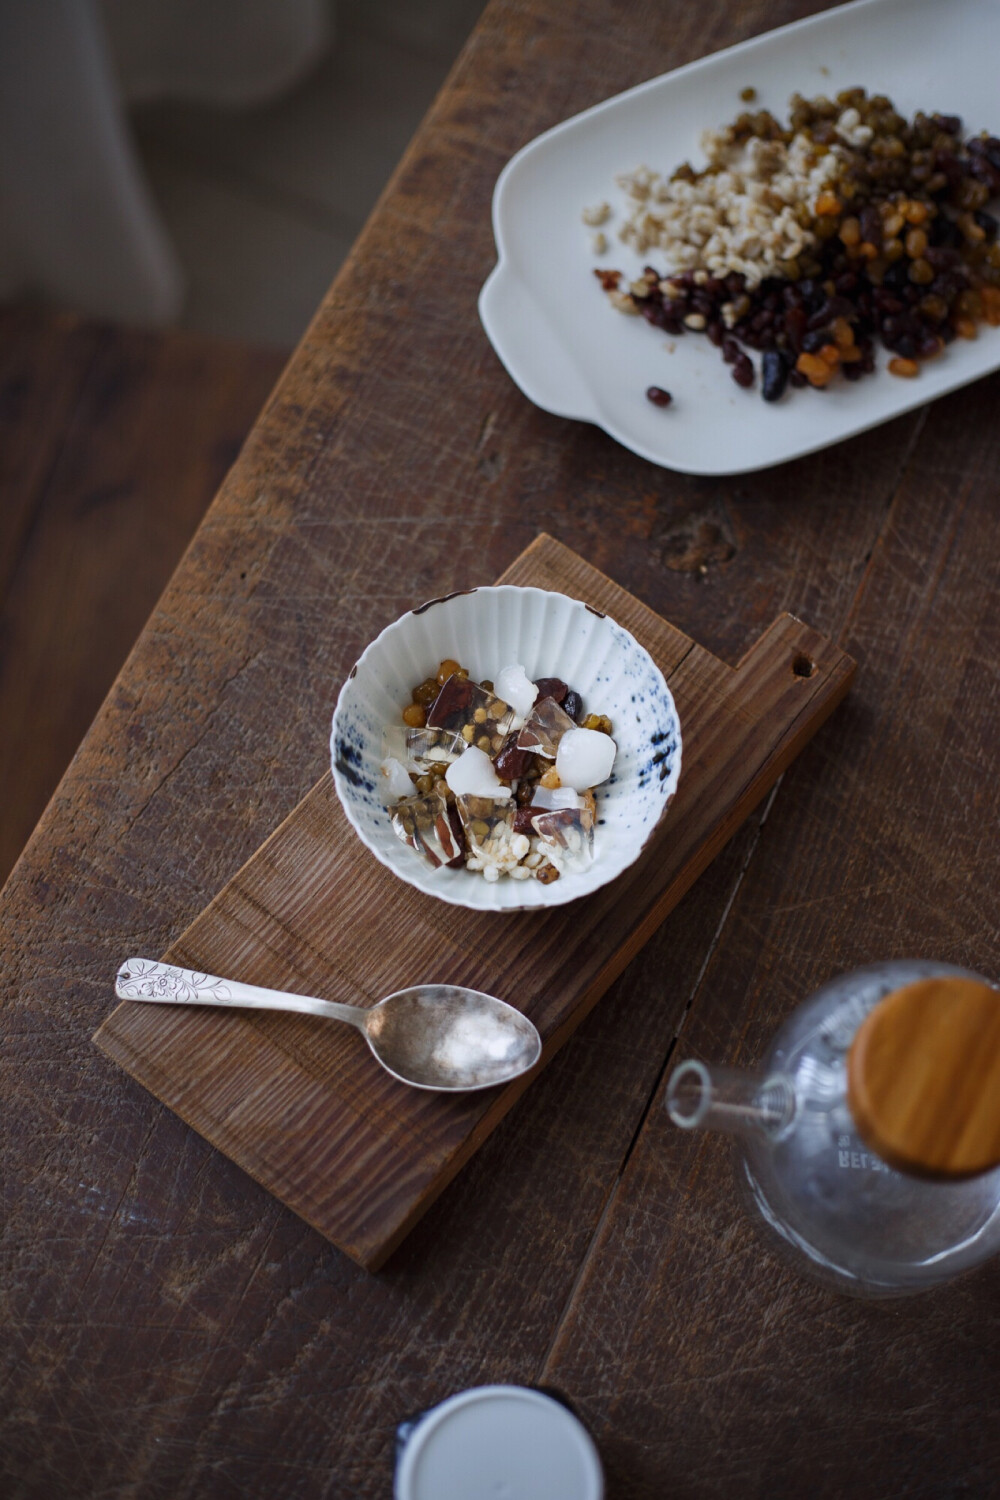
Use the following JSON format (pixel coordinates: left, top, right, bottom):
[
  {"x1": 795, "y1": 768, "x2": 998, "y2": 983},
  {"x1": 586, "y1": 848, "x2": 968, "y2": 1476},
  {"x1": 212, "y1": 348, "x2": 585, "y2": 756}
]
[{"x1": 666, "y1": 1060, "x2": 796, "y2": 1139}]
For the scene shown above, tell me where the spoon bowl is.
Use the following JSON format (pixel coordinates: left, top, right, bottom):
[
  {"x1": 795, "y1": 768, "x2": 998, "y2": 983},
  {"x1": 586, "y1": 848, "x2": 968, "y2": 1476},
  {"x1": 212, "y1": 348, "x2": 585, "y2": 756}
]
[
  {"x1": 115, "y1": 959, "x2": 542, "y2": 1092},
  {"x1": 363, "y1": 985, "x2": 542, "y2": 1090}
]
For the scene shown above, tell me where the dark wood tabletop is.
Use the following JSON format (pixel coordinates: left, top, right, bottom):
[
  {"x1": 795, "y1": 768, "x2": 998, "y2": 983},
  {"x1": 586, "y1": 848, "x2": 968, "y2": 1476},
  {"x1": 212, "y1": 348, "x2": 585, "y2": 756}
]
[{"x1": 3, "y1": 1, "x2": 999, "y2": 1496}]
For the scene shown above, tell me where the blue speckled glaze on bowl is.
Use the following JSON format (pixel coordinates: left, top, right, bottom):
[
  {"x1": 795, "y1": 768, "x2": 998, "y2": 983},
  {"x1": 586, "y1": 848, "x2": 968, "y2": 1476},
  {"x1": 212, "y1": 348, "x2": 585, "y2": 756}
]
[{"x1": 330, "y1": 586, "x2": 682, "y2": 911}]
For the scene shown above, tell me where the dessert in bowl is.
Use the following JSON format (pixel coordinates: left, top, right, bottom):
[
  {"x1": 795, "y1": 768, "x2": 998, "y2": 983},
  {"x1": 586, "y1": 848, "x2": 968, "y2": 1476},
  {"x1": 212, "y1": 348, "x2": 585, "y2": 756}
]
[{"x1": 331, "y1": 586, "x2": 681, "y2": 912}]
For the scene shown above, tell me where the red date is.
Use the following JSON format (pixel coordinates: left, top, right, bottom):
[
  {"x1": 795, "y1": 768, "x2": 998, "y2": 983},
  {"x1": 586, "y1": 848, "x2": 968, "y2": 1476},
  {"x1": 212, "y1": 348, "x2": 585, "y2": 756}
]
[
  {"x1": 533, "y1": 677, "x2": 568, "y2": 704},
  {"x1": 426, "y1": 674, "x2": 477, "y2": 728},
  {"x1": 494, "y1": 733, "x2": 535, "y2": 781}
]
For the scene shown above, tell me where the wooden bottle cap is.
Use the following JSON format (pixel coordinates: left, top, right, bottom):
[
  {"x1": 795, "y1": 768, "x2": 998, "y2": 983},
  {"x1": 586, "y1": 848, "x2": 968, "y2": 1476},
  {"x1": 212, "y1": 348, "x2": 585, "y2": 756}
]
[{"x1": 847, "y1": 977, "x2": 1000, "y2": 1179}]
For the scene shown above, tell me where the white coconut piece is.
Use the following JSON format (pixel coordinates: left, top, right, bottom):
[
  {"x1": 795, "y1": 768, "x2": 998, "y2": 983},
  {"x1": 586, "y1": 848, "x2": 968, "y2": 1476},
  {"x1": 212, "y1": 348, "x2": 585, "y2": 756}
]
[
  {"x1": 381, "y1": 756, "x2": 415, "y2": 802},
  {"x1": 445, "y1": 744, "x2": 513, "y2": 800},
  {"x1": 530, "y1": 785, "x2": 584, "y2": 812},
  {"x1": 555, "y1": 727, "x2": 617, "y2": 791},
  {"x1": 495, "y1": 664, "x2": 538, "y2": 720},
  {"x1": 382, "y1": 723, "x2": 407, "y2": 764}
]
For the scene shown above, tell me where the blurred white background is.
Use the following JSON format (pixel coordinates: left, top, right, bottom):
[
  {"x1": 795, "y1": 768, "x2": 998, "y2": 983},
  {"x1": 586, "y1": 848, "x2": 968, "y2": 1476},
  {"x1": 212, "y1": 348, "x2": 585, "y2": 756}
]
[
  {"x1": 133, "y1": 0, "x2": 484, "y2": 346},
  {"x1": 0, "y1": 0, "x2": 483, "y2": 348}
]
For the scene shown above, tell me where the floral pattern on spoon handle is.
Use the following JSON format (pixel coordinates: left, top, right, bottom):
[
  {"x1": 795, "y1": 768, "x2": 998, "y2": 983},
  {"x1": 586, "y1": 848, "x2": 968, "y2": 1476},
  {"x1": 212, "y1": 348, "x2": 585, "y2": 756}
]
[{"x1": 116, "y1": 957, "x2": 233, "y2": 1005}]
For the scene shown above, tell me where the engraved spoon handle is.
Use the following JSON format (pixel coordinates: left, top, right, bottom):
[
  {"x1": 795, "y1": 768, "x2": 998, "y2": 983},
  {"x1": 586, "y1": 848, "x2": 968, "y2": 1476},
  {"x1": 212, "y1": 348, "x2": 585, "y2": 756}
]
[{"x1": 115, "y1": 958, "x2": 368, "y2": 1029}]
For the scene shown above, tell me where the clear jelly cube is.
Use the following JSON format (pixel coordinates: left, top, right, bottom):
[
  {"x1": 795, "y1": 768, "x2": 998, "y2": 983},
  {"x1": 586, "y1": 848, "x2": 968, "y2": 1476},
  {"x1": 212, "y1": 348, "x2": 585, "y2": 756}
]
[
  {"x1": 456, "y1": 794, "x2": 515, "y2": 851},
  {"x1": 456, "y1": 795, "x2": 533, "y2": 880},
  {"x1": 390, "y1": 788, "x2": 462, "y2": 868},
  {"x1": 404, "y1": 725, "x2": 465, "y2": 770},
  {"x1": 427, "y1": 676, "x2": 515, "y2": 756},
  {"x1": 516, "y1": 696, "x2": 577, "y2": 759},
  {"x1": 531, "y1": 804, "x2": 595, "y2": 872}
]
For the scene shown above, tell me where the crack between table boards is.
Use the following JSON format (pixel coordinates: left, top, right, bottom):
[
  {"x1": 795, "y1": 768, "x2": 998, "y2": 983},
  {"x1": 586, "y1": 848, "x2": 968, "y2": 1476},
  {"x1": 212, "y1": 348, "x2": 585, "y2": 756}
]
[
  {"x1": 535, "y1": 403, "x2": 936, "y2": 1381},
  {"x1": 116, "y1": 649, "x2": 264, "y2": 837},
  {"x1": 839, "y1": 405, "x2": 929, "y2": 643},
  {"x1": 536, "y1": 776, "x2": 784, "y2": 1381}
]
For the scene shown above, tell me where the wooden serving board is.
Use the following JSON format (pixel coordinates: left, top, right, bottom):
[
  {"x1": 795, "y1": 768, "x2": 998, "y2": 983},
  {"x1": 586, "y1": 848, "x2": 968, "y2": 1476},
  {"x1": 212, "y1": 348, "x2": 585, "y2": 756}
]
[{"x1": 94, "y1": 535, "x2": 855, "y2": 1270}]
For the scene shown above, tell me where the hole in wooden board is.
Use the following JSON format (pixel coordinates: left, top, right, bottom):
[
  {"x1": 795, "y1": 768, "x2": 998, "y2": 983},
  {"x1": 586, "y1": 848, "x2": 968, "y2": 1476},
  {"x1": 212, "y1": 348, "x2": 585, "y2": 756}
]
[{"x1": 792, "y1": 654, "x2": 817, "y2": 678}]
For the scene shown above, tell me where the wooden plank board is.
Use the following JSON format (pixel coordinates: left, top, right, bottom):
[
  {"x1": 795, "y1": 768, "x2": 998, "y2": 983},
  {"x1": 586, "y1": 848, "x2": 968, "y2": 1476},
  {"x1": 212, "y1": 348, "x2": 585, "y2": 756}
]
[{"x1": 95, "y1": 533, "x2": 854, "y2": 1269}]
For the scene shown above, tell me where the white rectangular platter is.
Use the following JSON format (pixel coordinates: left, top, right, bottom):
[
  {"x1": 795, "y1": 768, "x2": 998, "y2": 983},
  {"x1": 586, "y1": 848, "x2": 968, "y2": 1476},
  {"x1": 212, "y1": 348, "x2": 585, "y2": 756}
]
[{"x1": 479, "y1": 0, "x2": 1000, "y2": 475}]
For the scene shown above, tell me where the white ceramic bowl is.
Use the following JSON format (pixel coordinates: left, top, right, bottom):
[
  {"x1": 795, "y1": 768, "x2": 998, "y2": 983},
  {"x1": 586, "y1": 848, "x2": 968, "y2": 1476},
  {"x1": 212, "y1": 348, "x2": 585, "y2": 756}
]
[{"x1": 330, "y1": 586, "x2": 681, "y2": 911}]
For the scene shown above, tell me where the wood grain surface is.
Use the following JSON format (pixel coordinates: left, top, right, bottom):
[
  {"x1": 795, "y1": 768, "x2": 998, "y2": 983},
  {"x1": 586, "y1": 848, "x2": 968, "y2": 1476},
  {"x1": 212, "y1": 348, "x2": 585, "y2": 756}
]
[
  {"x1": 0, "y1": 308, "x2": 284, "y2": 883},
  {"x1": 847, "y1": 977, "x2": 1000, "y2": 1178},
  {"x1": 94, "y1": 534, "x2": 854, "y2": 1268},
  {"x1": 2, "y1": 1, "x2": 999, "y2": 1497}
]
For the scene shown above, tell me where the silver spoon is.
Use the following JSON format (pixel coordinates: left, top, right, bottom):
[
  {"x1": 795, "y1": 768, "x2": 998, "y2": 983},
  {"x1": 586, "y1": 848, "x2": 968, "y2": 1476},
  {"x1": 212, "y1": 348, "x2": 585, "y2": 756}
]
[{"x1": 115, "y1": 959, "x2": 542, "y2": 1092}]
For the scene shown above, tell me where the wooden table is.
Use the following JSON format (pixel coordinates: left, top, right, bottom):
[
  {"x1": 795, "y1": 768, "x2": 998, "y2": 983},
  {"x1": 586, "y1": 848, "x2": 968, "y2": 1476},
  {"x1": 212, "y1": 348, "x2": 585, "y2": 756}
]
[
  {"x1": 3, "y1": 2, "x2": 998, "y2": 1495},
  {"x1": 0, "y1": 308, "x2": 285, "y2": 886}
]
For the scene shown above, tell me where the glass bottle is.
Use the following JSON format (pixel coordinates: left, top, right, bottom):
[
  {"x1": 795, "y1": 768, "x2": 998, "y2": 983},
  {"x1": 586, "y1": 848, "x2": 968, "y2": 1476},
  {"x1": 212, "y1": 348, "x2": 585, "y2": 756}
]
[{"x1": 665, "y1": 960, "x2": 1000, "y2": 1297}]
